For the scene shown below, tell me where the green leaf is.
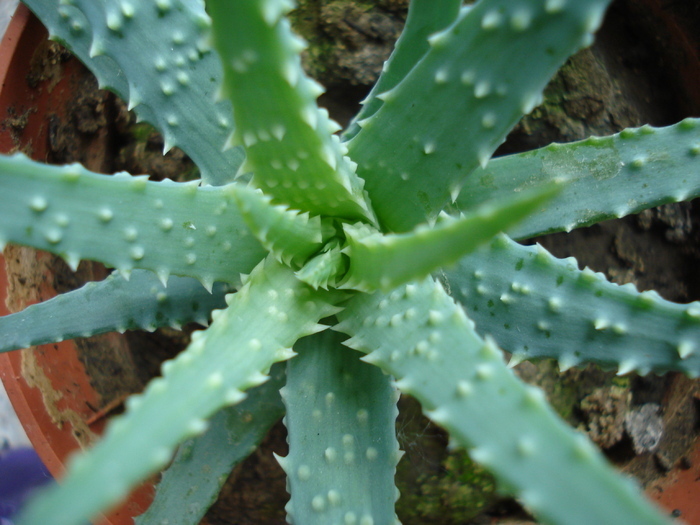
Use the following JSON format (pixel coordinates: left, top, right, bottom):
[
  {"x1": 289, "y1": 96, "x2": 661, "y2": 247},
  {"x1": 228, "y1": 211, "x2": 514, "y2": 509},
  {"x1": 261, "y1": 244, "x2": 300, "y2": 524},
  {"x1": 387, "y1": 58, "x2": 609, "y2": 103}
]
[
  {"x1": 343, "y1": 0, "x2": 463, "y2": 140},
  {"x1": 208, "y1": 0, "x2": 375, "y2": 223},
  {"x1": 0, "y1": 270, "x2": 229, "y2": 353},
  {"x1": 335, "y1": 278, "x2": 669, "y2": 525},
  {"x1": 232, "y1": 185, "x2": 328, "y2": 268},
  {"x1": 0, "y1": 154, "x2": 265, "y2": 289},
  {"x1": 456, "y1": 119, "x2": 700, "y2": 239},
  {"x1": 23, "y1": 0, "x2": 243, "y2": 186},
  {"x1": 295, "y1": 240, "x2": 347, "y2": 290},
  {"x1": 340, "y1": 184, "x2": 560, "y2": 292},
  {"x1": 280, "y1": 331, "x2": 400, "y2": 525},
  {"x1": 347, "y1": 0, "x2": 613, "y2": 231},
  {"x1": 443, "y1": 234, "x2": 700, "y2": 376},
  {"x1": 18, "y1": 256, "x2": 342, "y2": 525},
  {"x1": 135, "y1": 363, "x2": 286, "y2": 525}
]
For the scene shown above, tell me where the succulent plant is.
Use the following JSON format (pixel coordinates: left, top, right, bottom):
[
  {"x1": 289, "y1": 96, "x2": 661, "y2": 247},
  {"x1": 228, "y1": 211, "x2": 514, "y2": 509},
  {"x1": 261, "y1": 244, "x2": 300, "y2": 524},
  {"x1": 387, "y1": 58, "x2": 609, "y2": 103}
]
[{"x1": 0, "y1": 0, "x2": 698, "y2": 523}]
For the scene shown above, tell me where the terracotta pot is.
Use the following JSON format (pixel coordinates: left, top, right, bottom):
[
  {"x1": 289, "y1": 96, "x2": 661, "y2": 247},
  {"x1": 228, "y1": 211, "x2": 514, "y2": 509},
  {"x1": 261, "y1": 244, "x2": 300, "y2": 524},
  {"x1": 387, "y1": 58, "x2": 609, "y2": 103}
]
[
  {"x1": 648, "y1": 436, "x2": 700, "y2": 524},
  {"x1": 0, "y1": 6, "x2": 153, "y2": 523},
  {"x1": 643, "y1": 377, "x2": 700, "y2": 524}
]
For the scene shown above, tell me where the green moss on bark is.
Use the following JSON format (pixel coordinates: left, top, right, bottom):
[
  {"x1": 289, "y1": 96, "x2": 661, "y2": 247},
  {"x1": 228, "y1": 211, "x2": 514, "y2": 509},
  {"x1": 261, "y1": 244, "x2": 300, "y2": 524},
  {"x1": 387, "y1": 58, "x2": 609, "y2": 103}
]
[
  {"x1": 289, "y1": 0, "x2": 407, "y2": 88},
  {"x1": 394, "y1": 396, "x2": 499, "y2": 524}
]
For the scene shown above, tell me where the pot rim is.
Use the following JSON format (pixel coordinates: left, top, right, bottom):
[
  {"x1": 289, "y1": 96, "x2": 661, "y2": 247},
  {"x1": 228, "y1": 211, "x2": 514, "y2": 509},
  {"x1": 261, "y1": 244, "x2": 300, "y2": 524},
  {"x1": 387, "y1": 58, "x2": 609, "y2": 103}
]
[{"x1": 0, "y1": 5, "x2": 153, "y2": 523}]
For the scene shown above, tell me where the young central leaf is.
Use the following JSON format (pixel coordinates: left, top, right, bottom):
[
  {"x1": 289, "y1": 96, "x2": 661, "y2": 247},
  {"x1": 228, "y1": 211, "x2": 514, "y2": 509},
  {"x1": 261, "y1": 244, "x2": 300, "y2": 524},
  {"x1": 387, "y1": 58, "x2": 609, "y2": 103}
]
[
  {"x1": 232, "y1": 185, "x2": 328, "y2": 268},
  {"x1": 340, "y1": 184, "x2": 560, "y2": 292}
]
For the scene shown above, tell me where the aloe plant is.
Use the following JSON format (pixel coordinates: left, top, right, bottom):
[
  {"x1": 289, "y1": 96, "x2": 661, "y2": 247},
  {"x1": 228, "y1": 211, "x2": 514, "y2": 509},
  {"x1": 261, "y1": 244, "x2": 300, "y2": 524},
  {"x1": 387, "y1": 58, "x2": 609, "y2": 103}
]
[{"x1": 0, "y1": 0, "x2": 697, "y2": 523}]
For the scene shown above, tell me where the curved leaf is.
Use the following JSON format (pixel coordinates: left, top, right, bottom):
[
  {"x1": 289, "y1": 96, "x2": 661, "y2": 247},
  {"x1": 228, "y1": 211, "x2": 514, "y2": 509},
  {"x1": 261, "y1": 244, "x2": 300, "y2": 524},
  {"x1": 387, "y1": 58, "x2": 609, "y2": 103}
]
[
  {"x1": 443, "y1": 234, "x2": 700, "y2": 377},
  {"x1": 343, "y1": 0, "x2": 463, "y2": 140},
  {"x1": 208, "y1": 0, "x2": 375, "y2": 223},
  {"x1": 347, "y1": 0, "x2": 613, "y2": 231},
  {"x1": 19, "y1": 257, "x2": 342, "y2": 525},
  {"x1": 0, "y1": 270, "x2": 229, "y2": 353},
  {"x1": 135, "y1": 363, "x2": 286, "y2": 525},
  {"x1": 280, "y1": 331, "x2": 400, "y2": 525},
  {"x1": 341, "y1": 184, "x2": 559, "y2": 292},
  {"x1": 457, "y1": 119, "x2": 700, "y2": 239},
  {"x1": 335, "y1": 278, "x2": 669, "y2": 525},
  {"x1": 0, "y1": 154, "x2": 265, "y2": 289},
  {"x1": 23, "y1": 0, "x2": 243, "y2": 186}
]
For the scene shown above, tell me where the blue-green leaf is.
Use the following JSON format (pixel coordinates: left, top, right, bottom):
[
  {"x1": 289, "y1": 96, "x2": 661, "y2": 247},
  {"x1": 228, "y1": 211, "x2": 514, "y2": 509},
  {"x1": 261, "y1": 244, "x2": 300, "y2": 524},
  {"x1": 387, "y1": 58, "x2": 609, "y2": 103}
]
[
  {"x1": 280, "y1": 331, "x2": 400, "y2": 525},
  {"x1": 343, "y1": 0, "x2": 463, "y2": 140},
  {"x1": 348, "y1": 0, "x2": 613, "y2": 231},
  {"x1": 443, "y1": 234, "x2": 700, "y2": 377},
  {"x1": 0, "y1": 270, "x2": 229, "y2": 353},
  {"x1": 135, "y1": 363, "x2": 286, "y2": 525},
  {"x1": 232, "y1": 185, "x2": 327, "y2": 268},
  {"x1": 18, "y1": 257, "x2": 342, "y2": 525},
  {"x1": 335, "y1": 278, "x2": 669, "y2": 525},
  {"x1": 341, "y1": 184, "x2": 559, "y2": 292},
  {"x1": 208, "y1": 0, "x2": 375, "y2": 223},
  {"x1": 0, "y1": 154, "x2": 265, "y2": 289},
  {"x1": 23, "y1": 0, "x2": 243, "y2": 186},
  {"x1": 456, "y1": 119, "x2": 700, "y2": 239}
]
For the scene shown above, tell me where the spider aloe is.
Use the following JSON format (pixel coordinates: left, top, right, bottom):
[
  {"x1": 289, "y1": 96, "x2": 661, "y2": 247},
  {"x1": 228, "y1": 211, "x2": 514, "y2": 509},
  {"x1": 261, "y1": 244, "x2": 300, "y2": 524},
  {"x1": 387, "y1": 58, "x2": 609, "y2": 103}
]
[{"x1": 0, "y1": 0, "x2": 697, "y2": 523}]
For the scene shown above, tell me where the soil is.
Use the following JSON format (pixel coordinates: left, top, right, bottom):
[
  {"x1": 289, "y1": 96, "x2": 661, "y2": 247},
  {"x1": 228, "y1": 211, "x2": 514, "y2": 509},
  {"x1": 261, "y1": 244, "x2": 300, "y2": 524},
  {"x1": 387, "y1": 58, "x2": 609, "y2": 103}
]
[{"x1": 3, "y1": 0, "x2": 700, "y2": 523}]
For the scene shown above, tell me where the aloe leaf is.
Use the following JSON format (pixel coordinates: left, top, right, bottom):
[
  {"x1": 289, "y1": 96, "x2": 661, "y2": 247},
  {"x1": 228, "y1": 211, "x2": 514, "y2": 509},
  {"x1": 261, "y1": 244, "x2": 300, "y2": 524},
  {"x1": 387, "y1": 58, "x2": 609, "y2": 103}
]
[
  {"x1": 343, "y1": 0, "x2": 463, "y2": 140},
  {"x1": 232, "y1": 185, "x2": 327, "y2": 268},
  {"x1": 18, "y1": 256, "x2": 343, "y2": 525},
  {"x1": 0, "y1": 154, "x2": 266, "y2": 289},
  {"x1": 295, "y1": 240, "x2": 347, "y2": 290},
  {"x1": 457, "y1": 119, "x2": 700, "y2": 239},
  {"x1": 135, "y1": 362, "x2": 286, "y2": 525},
  {"x1": 442, "y1": 234, "x2": 700, "y2": 377},
  {"x1": 335, "y1": 279, "x2": 669, "y2": 525},
  {"x1": 347, "y1": 0, "x2": 613, "y2": 232},
  {"x1": 340, "y1": 184, "x2": 560, "y2": 292},
  {"x1": 280, "y1": 331, "x2": 400, "y2": 525},
  {"x1": 0, "y1": 270, "x2": 229, "y2": 353},
  {"x1": 23, "y1": 0, "x2": 243, "y2": 186},
  {"x1": 208, "y1": 0, "x2": 375, "y2": 223}
]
